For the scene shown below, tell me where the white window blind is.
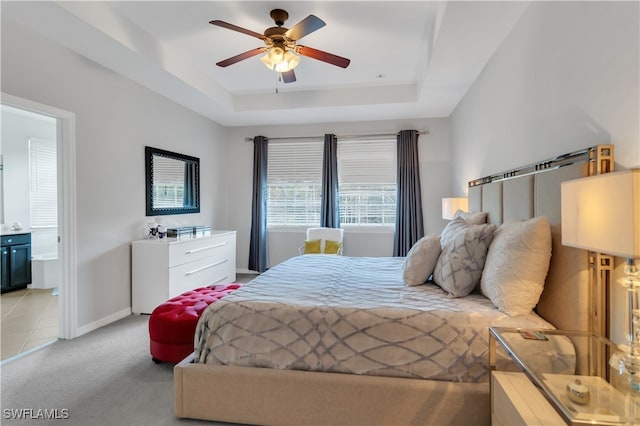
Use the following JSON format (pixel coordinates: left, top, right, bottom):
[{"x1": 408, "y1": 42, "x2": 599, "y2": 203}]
[
  {"x1": 337, "y1": 139, "x2": 397, "y2": 225},
  {"x1": 29, "y1": 138, "x2": 57, "y2": 228},
  {"x1": 152, "y1": 155, "x2": 185, "y2": 208},
  {"x1": 267, "y1": 141, "x2": 323, "y2": 226}
]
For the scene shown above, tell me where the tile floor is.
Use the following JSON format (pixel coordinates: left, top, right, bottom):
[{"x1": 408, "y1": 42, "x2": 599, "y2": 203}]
[{"x1": 1, "y1": 288, "x2": 58, "y2": 361}]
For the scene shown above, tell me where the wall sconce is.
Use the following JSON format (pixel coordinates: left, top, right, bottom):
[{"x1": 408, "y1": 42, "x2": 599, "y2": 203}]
[{"x1": 442, "y1": 197, "x2": 469, "y2": 220}]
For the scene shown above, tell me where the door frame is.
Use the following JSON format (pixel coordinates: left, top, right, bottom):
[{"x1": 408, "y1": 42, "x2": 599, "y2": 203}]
[{"x1": 1, "y1": 92, "x2": 78, "y2": 339}]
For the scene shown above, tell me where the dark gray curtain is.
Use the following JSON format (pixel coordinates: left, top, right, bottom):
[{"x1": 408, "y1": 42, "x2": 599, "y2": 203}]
[
  {"x1": 183, "y1": 162, "x2": 196, "y2": 207},
  {"x1": 393, "y1": 130, "x2": 424, "y2": 256},
  {"x1": 248, "y1": 136, "x2": 269, "y2": 272},
  {"x1": 320, "y1": 134, "x2": 340, "y2": 228}
]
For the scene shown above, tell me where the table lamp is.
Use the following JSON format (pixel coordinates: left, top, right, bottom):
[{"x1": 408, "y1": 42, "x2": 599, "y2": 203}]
[
  {"x1": 561, "y1": 169, "x2": 640, "y2": 389},
  {"x1": 442, "y1": 197, "x2": 469, "y2": 220}
]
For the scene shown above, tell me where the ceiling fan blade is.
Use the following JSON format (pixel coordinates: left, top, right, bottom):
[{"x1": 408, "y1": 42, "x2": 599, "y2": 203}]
[
  {"x1": 209, "y1": 20, "x2": 266, "y2": 40},
  {"x1": 216, "y1": 48, "x2": 265, "y2": 67},
  {"x1": 284, "y1": 15, "x2": 326, "y2": 41},
  {"x1": 281, "y1": 70, "x2": 296, "y2": 83},
  {"x1": 296, "y1": 46, "x2": 351, "y2": 68}
]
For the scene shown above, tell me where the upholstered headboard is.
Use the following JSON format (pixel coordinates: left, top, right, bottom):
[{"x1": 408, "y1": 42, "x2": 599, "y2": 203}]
[{"x1": 468, "y1": 145, "x2": 614, "y2": 332}]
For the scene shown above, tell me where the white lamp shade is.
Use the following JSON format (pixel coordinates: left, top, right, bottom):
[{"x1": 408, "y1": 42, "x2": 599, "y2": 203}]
[
  {"x1": 442, "y1": 197, "x2": 469, "y2": 220},
  {"x1": 561, "y1": 169, "x2": 640, "y2": 258},
  {"x1": 260, "y1": 48, "x2": 300, "y2": 72}
]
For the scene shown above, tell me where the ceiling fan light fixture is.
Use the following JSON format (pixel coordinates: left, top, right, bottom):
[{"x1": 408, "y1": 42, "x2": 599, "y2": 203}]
[{"x1": 261, "y1": 47, "x2": 300, "y2": 72}]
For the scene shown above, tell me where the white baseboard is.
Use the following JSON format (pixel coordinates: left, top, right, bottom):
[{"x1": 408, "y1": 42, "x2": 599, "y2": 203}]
[
  {"x1": 236, "y1": 268, "x2": 259, "y2": 275},
  {"x1": 75, "y1": 307, "x2": 132, "y2": 337}
]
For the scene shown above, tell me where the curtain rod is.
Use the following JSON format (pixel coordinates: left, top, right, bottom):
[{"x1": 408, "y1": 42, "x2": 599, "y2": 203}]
[{"x1": 243, "y1": 130, "x2": 429, "y2": 142}]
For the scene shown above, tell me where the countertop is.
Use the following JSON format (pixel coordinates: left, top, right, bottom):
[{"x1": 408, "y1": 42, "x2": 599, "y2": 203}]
[{"x1": 0, "y1": 230, "x2": 31, "y2": 236}]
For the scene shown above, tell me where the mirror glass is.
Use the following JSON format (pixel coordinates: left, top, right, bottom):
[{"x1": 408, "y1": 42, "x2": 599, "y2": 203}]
[{"x1": 145, "y1": 146, "x2": 200, "y2": 216}]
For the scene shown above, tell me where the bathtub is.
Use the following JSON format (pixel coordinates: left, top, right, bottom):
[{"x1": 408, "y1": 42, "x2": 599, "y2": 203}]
[{"x1": 31, "y1": 253, "x2": 60, "y2": 289}]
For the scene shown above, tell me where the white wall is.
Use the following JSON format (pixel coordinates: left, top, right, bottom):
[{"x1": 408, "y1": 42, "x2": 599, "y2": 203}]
[
  {"x1": 450, "y1": 1, "x2": 639, "y2": 344},
  {"x1": 223, "y1": 118, "x2": 452, "y2": 270},
  {"x1": 1, "y1": 18, "x2": 229, "y2": 331},
  {"x1": 1, "y1": 108, "x2": 59, "y2": 256}
]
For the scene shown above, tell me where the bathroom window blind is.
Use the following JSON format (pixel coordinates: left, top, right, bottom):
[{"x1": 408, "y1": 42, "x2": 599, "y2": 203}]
[{"x1": 29, "y1": 138, "x2": 58, "y2": 228}]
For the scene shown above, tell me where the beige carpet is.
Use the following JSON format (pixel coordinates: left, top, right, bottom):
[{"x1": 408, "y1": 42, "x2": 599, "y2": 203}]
[{"x1": 1, "y1": 314, "x2": 232, "y2": 425}]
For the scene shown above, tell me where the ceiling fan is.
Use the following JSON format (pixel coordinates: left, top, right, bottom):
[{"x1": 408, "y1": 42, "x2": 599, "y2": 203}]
[{"x1": 210, "y1": 9, "x2": 351, "y2": 83}]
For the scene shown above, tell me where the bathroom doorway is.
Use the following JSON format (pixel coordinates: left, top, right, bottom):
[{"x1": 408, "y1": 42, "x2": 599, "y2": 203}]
[
  {"x1": 1, "y1": 105, "x2": 60, "y2": 360},
  {"x1": 1, "y1": 93, "x2": 77, "y2": 360}
]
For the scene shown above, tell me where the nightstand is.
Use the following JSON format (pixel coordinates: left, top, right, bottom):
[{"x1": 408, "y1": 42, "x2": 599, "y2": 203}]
[{"x1": 489, "y1": 327, "x2": 640, "y2": 425}]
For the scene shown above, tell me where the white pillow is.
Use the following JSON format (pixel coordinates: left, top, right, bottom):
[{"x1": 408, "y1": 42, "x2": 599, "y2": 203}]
[
  {"x1": 433, "y1": 218, "x2": 497, "y2": 297},
  {"x1": 480, "y1": 216, "x2": 552, "y2": 316},
  {"x1": 402, "y1": 235, "x2": 441, "y2": 286}
]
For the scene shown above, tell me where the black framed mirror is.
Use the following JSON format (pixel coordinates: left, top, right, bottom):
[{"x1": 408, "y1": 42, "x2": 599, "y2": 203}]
[{"x1": 145, "y1": 146, "x2": 200, "y2": 216}]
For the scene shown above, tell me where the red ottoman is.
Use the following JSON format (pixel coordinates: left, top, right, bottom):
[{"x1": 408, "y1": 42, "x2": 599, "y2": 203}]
[{"x1": 148, "y1": 283, "x2": 241, "y2": 363}]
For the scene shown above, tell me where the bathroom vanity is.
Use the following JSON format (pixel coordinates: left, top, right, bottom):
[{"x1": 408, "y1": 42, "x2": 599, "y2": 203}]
[{"x1": 1, "y1": 232, "x2": 32, "y2": 293}]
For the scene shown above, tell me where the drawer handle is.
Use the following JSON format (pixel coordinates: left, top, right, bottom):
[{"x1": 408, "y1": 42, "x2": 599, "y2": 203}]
[
  {"x1": 184, "y1": 259, "x2": 228, "y2": 276},
  {"x1": 213, "y1": 275, "x2": 229, "y2": 284},
  {"x1": 185, "y1": 242, "x2": 228, "y2": 255}
]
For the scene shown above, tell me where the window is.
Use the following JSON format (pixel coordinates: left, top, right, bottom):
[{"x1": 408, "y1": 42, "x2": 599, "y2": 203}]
[
  {"x1": 267, "y1": 141, "x2": 323, "y2": 226},
  {"x1": 29, "y1": 138, "x2": 57, "y2": 228},
  {"x1": 337, "y1": 139, "x2": 397, "y2": 226}
]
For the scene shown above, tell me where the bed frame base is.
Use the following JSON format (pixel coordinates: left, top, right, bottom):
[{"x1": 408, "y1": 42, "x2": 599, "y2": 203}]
[{"x1": 175, "y1": 354, "x2": 489, "y2": 425}]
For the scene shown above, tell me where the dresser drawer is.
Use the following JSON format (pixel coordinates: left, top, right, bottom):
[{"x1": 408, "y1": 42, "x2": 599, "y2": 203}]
[
  {"x1": 169, "y1": 256, "x2": 234, "y2": 297},
  {"x1": 168, "y1": 233, "x2": 234, "y2": 267}
]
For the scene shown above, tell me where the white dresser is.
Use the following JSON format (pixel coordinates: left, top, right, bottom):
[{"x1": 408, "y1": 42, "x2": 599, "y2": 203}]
[{"x1": 132, "y1": 230, "x2": 236, "y2": 314}]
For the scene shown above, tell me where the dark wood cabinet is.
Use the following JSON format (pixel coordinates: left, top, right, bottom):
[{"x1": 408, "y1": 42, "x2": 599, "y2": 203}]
[{"x1": 1, "y1": 233, "x2": 32, "y2": 293}]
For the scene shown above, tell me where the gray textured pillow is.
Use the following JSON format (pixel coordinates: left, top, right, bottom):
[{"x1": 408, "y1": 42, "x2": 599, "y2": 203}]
[
  {"x1": 433, "y1": 218, "x2": 497, "y2": 297},
  {"x1": 402, "y1": 235, "x2": 441, "y2": 286},
  {"x1": 454, "y1": 209, "x2": 488, "y2": 225},
  {"x1": 440, "y1": 212, "x2": 488, "y2": 249}
]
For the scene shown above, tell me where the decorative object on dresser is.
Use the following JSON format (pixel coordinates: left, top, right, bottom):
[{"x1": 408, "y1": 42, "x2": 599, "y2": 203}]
[
  {"x1": 561, "y1": 169, "x2": 640, "y2": 390},
  {"x1": 167, "y1": 226, "x2": 211, "y2": 238},
  {"x1": 131, "y1": 230, "x2": 236, "y2": 314}
]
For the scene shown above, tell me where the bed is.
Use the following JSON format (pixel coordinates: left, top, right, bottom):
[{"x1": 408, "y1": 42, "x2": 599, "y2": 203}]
[{"x1": 175, "y1": 145, "x2": 613, "y2": 426}]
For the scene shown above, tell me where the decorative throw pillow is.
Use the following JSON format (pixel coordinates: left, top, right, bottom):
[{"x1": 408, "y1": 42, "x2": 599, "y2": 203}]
[
  {"x1": 433, "y1": 218, "x2": 497, "y2": 297},
  {"x1": 454, "y1": 209, "x2": 488, "y2": 225},
  {"x1": 324, "y1": 239, "x2": 342, "y2": 254},
  {"x1": 440, "y1": 213, "x2": 487, "y2": 250},
  {"x1": 402, "y1": 235, "x2": 441, "y2": 286},
  {"x1": 480, "y1": 216, "x2": 552, "y2": 316},
  {"x1": 304, "y1": 239, "x2": 321, "y2": 254}
]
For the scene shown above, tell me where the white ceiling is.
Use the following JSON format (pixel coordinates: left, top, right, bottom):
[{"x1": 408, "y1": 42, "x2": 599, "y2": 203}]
[{"x1": 2, "y1": 1, "x2": 530, "y2": 127}]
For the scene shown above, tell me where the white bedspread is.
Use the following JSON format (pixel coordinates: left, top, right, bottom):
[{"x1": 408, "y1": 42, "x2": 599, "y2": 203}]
[{"x1": 194, "y1": 255, "x2": 555, "y2": 383}]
